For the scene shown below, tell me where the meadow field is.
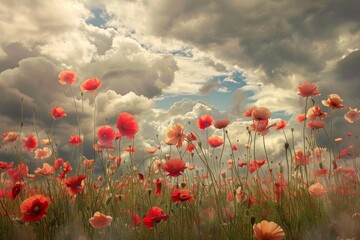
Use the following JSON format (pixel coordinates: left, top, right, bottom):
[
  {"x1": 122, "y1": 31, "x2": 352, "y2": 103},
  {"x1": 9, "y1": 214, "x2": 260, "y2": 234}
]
[{"x1": 0, "y1": 72, "x2": 359, "y2": 240}]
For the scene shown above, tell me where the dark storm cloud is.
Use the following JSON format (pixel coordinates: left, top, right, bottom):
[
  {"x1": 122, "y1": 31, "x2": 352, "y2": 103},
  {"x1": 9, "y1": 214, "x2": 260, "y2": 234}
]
[{"x1": 145, "y1": 0, "x2": 360, "y2": 85}]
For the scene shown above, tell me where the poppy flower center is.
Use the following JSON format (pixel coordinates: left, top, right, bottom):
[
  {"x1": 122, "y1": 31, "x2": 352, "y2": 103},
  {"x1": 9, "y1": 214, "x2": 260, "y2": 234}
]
[
  {"x1": 122, "y1": 125, "x2": 127, "y2": 130},
  {"x1": 32, "y1": 204, "x2": 42, "y2": 214}
]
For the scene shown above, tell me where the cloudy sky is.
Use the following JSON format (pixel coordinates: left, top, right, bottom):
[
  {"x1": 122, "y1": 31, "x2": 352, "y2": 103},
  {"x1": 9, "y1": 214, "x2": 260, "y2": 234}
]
[{"x1": 0, "y1": 0, "x2": 359, "y2": 169}]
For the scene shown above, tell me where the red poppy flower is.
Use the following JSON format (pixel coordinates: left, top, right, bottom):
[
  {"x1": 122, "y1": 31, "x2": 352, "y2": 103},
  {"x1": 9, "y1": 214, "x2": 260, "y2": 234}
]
[
  {"x1": 49, "y1": 107, "x2": 67, "y2": 120},
  {"x1": 249, "y1": 159, "x2": 266, "y2": 173},
  {"x1": 8, "y1": 182, "x2": 24, "y2": 200},
  {"x1": 64, "y1": 175, "x2": 87, "y2": 196},
  {"x1": 143, "y1": 206, "x2": 170, "y2": 229},
  {"x1": 22, "y1": 134, "x2": 38, "y2": 152},
  {"x1": 197, "y1": 114, "x2": 213, "y2": 130},
  {"x1": 83, "y1": 159, "x2": 94, "y2": 167},
  {"x1": 81, "y1": 78, "x2": 102, "y2": 93},
  {"x1": 232, "y1": 145, "x2": 238, "y2": 151},
  {"x1": 20, "y1": 195, "x2": 51, "y2": 222},
  {"x1": 243, "y1": 106, "x2": 256, "y2": 117},
  {"x1": 146, "y1": 148, "x2": 157, "y2": 154},
  {"x1": 97, "y1": 125, "x2": 115, "y2": 147},
  {"x1": 2, "y1": 131, "x2": 19, "y2": 143},
  {"x1": 123, "y1": 146, "x2": 136, "y2": 153},
  {"x1": 53, "y1": 158, "x2": 64, "y2": 170},
  {"x1": 68, "y1": 135, "x2": 82, "y2": 145},
  {"x1": 275, "y1": 120, "x2": 287, "y2": 131},
  {"x1": 296, "y1": 114, "x2": 306, "y2": 122},
  {"x1": 186, "y1": 132, "x2": 197, "y2": 141},
  {"x1": 156, "y1": 178, "x2": 162, "y2": 196},
  {"x1": 57, "y1": 161, "x2": 72, "y2": 180},
  {"x1": 171, "y1": 188, "x2": 194, "y2": 202},
  {"x1": 162, "y1": 159, "x2": 186, "y2": 177},
  {"x1": 238, "y1": 162, "x2": 247, "y2": 167},
  {"x1": 208, "y1": 136, "x2": 224, "y2": 148},
  {"x1": 6, "y1": 163, "x2": 28, "y2": 183},
  {"x1": 214, "y1": 119, "x2": 230, "y2": 129},
  {"x1": 0, "y1": 161, "x2": 13, "y2": 169},
  {"x1": 132, "y1": 213, "x2": 141, "y2": 227},
  {"x1": 186, "y1": 142, "x2": 196, "y2": 153},
  {"x1": 58, "y1": 70, "x2": 76, "y2": 85},
  {"x1": 116, "y1": 112, "x2": 139, "y2": 139},
  {"x1": 297, "y1": 81, "x2": 320, "y2": 97}
]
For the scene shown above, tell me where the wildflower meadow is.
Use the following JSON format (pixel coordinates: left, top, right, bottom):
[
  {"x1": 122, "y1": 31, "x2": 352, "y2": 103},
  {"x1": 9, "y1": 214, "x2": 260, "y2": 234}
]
[{"x1": 1, "y1": 71, "x2": 360, "y2": 240}]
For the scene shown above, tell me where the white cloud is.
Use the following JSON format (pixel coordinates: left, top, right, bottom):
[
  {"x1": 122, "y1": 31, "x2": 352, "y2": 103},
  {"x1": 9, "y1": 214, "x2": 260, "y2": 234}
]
[{"x1": 0, "y1": 0, "x2": 90, "y2": 46}]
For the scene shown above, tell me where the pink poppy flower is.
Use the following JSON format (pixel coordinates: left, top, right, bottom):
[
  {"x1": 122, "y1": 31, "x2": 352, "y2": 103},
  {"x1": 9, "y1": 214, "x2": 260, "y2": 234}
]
[
  {"x1": 208, "y1": 136, "x2": 224, "y2": 148},
  {"x1": 34, "y1": 147, "x2": 52, "y2": 160},
  {"x1": 252, "y1": 107, "x2": 271, "y2": 121},
  {"x1": 49, "y1": 107, "x2": 67, "y2": 120},
  {"x1": 89, "y1": 212, "x2": 113, "y2": 230},
  {"x1": 313, "y1": 147, "x2": 326, "y2": 162},
  {"x1": 297, "y1": 81, "x2": 320, "y2": 97},
  {"x1": 249, "y1": 120, "x2": 276, "y2": 136},
  {"x1": 322, "y1": 94, "x2": 345, "y2": 110},
  {"x1": 116, "y1": 112, "x2": 139, "y2": 139},
  {"x1": 146, "y1": 148, "x2": 157, "y2": 154},
  {"x1": 295, "y1": 150, "x2": 311, "y2": 166},
  {"x1": 214, "y1": 119, "x2": 230, "y2": 129},
  {"x1": 58, "y1": 70, "x2": 76, "y2": 85},
  {"x1": 165, "y1": 123, "x2": 186, "y2": 148},
  {"x1": 41, "y1": 139, "x2": 52, "y2": 145},
  {"x1": 253, "y1": 220, "x2": 285, "y2": 240},
  {"x1": 306, "y1": 106, "x2": 328, "y2": 120},
  {"x1": 307, "y1": 120, "x2": 325, "y2": 129},
  {"x1": 2, "y1": 132, "x2": 19, "y2": 143},
  {"x1": 344, "y1": 107, "x2": 360, "y2": 123},
  {"x1": 34, "y1": 163, "x2": 55, "y2": 176},
  {"x1": 22, "y1": 134, "x2": 38, "y2": 152},
  {"x1": 80, "y1": 78, "x2": 102, "y2": 93},
  {"x1": 197, "y1": 114, "x2": 213, "y2": 130},
  {"x1": 308, "y1": 182, "x2": 327, "y2": 197}
]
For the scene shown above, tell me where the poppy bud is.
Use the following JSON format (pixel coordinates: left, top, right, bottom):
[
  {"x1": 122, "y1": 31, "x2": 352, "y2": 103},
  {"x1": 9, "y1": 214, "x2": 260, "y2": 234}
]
[{"x1": 250, "y1": 216, "x2": 256, "y2": 225}]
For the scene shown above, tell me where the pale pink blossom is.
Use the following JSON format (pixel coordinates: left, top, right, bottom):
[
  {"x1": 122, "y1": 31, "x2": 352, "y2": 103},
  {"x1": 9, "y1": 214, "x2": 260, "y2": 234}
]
[{"x1": 344, "y1": 107, "x2": 360, "y2": 123}]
